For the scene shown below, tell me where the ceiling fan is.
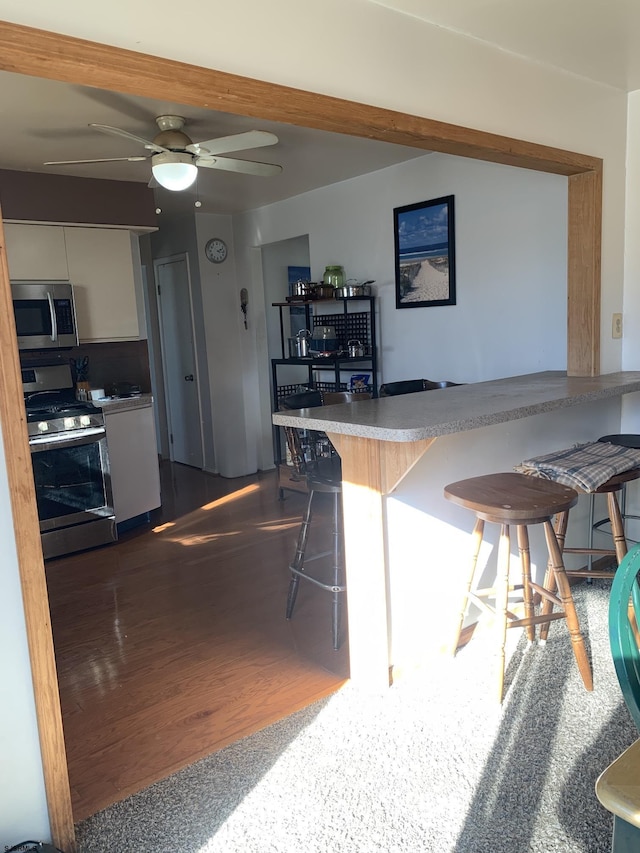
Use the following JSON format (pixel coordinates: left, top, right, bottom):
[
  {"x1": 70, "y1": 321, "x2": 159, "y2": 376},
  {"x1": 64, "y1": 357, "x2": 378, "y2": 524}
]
[{"x1": 44, "y1": 114, "x2": 283, "y2": 191}]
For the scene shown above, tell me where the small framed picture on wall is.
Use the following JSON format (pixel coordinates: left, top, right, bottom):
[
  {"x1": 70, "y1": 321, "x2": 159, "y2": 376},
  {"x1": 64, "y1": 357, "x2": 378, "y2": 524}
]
[{"x1": 393, "y1": 195, "x2": 456, "y2": 308}]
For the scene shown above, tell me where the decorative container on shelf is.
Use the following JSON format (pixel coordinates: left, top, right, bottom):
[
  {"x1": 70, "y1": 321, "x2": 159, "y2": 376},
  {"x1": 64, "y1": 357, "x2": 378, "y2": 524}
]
[{"x1": 323, "y1": 265, "x2": 345, "y2": 288}]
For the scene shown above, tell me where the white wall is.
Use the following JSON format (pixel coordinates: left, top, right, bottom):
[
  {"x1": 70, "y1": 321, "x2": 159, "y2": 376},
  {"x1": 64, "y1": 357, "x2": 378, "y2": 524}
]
[
  {"x1": 151, "y1": 212, "x2": 216, "y2": 471},
  {"x1": 620, "y1": 91, "x2": 640, "y2": 523},
  {"x1": 194, "y1": 212, "x2": 252, "y2": 478},
  {"x1": 238, "y1": 152, "x2": 568, "y2": 470},
  {"x1": 0, "y1": 0, "x2": 632, "y2": 840},
  {"x1": 0, "y1": 422, "x2": 50, "y2": 850}
]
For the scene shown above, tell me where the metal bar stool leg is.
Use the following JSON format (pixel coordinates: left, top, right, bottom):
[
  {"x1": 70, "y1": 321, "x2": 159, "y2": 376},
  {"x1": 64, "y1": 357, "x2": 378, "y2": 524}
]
[
  {"x1": 286, "y1": 488, "x2": 314, "y2": 620},
  {"x1": 331, "y1": 491, "x2": 343, "y2": 651},
  {"x1": 587, "y1": 492, "x2": 596, "y2": 578}
]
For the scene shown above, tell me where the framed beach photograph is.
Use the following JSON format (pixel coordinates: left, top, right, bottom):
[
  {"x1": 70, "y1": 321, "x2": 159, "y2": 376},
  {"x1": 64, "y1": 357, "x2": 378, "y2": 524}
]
[{"x1": 393, "y1": 195, "x2": 456, "y2": 308}]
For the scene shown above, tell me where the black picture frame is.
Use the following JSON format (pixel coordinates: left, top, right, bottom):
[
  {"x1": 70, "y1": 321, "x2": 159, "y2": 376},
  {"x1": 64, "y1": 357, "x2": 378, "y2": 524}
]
[{"x1": 393, "y1": 195, "x2": 456, "y2": 308}]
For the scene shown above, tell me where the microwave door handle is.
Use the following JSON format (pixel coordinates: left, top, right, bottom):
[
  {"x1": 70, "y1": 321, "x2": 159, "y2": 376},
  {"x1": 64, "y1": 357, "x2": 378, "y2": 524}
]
[{"x1": 47, "y1": 291, "x2": 58, "y2": 341}]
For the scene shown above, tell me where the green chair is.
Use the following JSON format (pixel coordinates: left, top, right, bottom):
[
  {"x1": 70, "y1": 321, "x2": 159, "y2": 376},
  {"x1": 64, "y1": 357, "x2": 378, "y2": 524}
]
[
  {"x1": 609, "y1": 543, "x2": 640, "y2": 729},
  {"x1": 595, "y1": 543, "x2": 640, "y2": 851}
]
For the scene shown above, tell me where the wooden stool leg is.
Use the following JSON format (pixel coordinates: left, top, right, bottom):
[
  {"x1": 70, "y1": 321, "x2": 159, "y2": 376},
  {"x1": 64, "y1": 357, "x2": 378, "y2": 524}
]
[
  {"x1": 608, "y1": 490, "x2": 628, "y2": 563},
  {"x1": 449, "y1": 517, "x2": 485, "y2": 654},
  {"x1": 538, "y1": 511, "x2": 567, "y2": 642},
  {"x1": 553, "y1": 509, "x2": 569, "y2": 559},
  {"x1": 543, "y1": 519, "x2": 593, "y2": 691},
  {"x1": 495, "y1": 523, "x2": 511, "y2": 702},
  {"x1": 516, "y1": 524, "x2": 536, "y2": 643}
]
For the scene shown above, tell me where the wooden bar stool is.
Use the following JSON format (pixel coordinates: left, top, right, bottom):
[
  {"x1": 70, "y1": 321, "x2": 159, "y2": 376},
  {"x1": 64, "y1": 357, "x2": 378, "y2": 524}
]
[
  {"x1": 590, "y1": 435, "x2": 640, "y2": 554},
  {"x1": 444, "y1": 472, "x2": 593, "y2": 702},
  {"x1": 553, "y1": 468, "x2": 640, "y2": 582},
  {"x1": 517, "y1": 442, "x2": 640, "y2": 581}
]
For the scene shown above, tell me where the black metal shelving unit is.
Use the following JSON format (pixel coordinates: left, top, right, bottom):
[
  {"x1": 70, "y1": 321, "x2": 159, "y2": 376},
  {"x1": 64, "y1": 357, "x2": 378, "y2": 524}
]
[{"x1": 270, "y1": 295, "x2": 378, "y2": 480}]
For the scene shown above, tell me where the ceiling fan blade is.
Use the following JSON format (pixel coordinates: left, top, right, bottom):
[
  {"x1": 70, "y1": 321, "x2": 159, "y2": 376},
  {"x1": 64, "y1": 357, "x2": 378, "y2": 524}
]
[
  {"x1": 187, "y1": 130, "x2": 278, "y2": 157},
  {"x1": 44, "y1": 156, "x2": 148, "y2": 165},
  {"x1": 89, "y1": 123, "x2": 168, "y2": 153},
  {"x1": 196, "y1": 156, "x2": 282, "y2": 176}
]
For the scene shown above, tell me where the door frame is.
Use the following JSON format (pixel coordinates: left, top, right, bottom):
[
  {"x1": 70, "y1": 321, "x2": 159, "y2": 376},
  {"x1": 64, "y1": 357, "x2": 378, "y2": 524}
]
[
  {"x1": 153, "y1": 252, "x2": 205, "y2": 468},
  {"x1": 0, "y1": 19, "x2": 603, "y2": 852}
]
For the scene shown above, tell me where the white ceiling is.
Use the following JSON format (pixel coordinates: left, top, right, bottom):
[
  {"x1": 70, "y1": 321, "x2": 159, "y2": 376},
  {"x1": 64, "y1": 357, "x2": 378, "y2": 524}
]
[
  {"x1": 0, "y1": 71, "x2": 426, "y2": 216},
  {"x1": 370, "y1": 0, "x2": 640, "y2": 92},
  {"x1": 2, "y1": 3, "x2": 640, "y2": 217}
]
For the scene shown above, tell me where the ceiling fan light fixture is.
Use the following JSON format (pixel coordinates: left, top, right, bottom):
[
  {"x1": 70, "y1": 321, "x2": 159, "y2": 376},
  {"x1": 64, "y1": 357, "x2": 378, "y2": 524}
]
[{"x1": 151, "y1": 151, "x2": 197, "y2": 191}]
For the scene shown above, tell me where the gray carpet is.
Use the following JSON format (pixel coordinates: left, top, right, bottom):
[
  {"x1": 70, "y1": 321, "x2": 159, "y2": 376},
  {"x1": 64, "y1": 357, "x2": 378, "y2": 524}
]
[{"x1": 76, "y1": 580, "x2": 638, "y2": 852}]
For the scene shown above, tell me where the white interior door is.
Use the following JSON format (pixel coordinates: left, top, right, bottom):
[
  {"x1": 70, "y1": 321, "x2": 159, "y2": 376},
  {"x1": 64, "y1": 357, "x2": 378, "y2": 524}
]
[{"x1": 154, "y1": 255, "x2": 204, "y2": 468}]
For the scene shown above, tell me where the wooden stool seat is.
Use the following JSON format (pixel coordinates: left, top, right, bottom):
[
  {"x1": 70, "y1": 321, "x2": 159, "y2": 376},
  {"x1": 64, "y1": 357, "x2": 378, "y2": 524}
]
[
  {"x1": 518, "y1": 441, "x2": 640, "y2": 579},
  {"x1": 554, "y1": 467, "x2": 640, "y2": 580},
  {"x1": 445, "y1": 471, "x2": 579, "y2": 524},
  {"x1": 444, "y1": 472, "x2": 593, "y2": 702}
]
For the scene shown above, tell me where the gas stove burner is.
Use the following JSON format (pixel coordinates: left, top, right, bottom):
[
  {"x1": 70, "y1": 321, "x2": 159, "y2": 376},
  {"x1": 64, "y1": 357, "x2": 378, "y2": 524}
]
[{"x1": 26, "y1": 401, "x2": 100, "y2": 422}]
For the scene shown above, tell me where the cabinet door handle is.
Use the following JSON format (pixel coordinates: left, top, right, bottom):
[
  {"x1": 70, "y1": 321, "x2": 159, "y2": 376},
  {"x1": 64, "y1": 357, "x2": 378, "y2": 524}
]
[{"x1": 184, "y1": 374, "x2": 194, "y2": 382}]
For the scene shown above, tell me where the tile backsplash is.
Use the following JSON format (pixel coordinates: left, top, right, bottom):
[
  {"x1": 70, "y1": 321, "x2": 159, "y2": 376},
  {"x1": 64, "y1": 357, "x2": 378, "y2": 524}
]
[{"x1": 20, "y1": 340, "x2": 152, "y2": 396}]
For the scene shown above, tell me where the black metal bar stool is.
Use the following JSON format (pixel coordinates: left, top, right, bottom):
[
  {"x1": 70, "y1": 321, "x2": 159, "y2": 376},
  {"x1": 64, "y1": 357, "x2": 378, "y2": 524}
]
[
  {"x1": 280, "y1": 389, "x2": 371, "y2": 649},
  {"x1": 444, "y1": 472, "x2": 593, "y2": 702},
  {"x1": 286, "y1": 469, "x2": 344, "y2": 650}
]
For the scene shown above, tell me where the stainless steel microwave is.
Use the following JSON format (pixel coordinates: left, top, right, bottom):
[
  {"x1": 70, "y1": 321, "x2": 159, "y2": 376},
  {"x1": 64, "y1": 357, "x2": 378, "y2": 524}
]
[{"x1": 11, "y1": 281, "x2": 79, "y2": 350}]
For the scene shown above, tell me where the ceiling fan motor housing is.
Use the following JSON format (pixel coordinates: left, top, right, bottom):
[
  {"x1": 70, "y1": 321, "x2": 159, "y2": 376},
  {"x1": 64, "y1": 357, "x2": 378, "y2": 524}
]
[{"x1": 153, "y1": 115, "x2": 193, "y2": 150}]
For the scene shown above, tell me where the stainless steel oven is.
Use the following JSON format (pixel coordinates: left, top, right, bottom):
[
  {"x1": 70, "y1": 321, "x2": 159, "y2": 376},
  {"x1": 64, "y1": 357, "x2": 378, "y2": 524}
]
[{"x1": 23, "y1": 365, "x2": 117, "y2": 559}]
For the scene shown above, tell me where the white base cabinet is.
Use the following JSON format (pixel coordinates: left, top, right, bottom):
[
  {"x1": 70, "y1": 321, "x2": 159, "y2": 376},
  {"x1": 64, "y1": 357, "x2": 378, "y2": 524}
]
[{"x1": 103, "y1": 403, "x2": 161, "y2": 525}]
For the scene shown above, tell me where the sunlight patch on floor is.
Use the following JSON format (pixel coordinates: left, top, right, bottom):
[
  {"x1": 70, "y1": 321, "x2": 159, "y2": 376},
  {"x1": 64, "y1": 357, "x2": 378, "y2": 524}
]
[{"x1": 200, "y1": 483, "x2": 260, "y2": 511}]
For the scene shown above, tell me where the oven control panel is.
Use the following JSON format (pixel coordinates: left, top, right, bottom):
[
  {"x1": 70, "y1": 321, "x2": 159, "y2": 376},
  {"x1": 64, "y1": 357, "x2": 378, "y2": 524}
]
[{"x1": 27, "y1": 411, "x2": 105, "y2": 439}]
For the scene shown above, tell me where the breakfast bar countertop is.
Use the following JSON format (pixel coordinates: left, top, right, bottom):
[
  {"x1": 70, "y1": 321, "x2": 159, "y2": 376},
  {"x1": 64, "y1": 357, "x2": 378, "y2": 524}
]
[
  {"x1": 272, "y1": 371, "x2": 640, "y2": 441},
  {"x1": 95, "y1": 393, "x2": 154, "y2": 414}
]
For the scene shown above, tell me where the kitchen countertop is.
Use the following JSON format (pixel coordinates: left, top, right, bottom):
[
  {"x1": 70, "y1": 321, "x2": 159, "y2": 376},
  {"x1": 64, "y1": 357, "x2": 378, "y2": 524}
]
[
  {"x1": 96, "y1": 393, "x2": 154, "y2": 414},
  {"x1": 272, "y1": 371, "x2": 640, "y2": 441},
  {"x1": 277, "y1": 369, "x2": 640, "y2": 692}
]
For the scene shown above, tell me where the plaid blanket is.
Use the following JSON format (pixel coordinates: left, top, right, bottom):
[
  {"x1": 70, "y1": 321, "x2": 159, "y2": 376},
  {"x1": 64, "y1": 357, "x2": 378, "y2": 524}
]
[{"x1": 515, "y1": 441, "x2": 640, "y2": 492}]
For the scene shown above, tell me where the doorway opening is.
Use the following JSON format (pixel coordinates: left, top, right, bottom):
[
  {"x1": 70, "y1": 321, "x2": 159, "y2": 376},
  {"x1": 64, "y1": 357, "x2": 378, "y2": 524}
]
[{"x1": 154, "y1": 253, "x2": 206, "y2": 469}]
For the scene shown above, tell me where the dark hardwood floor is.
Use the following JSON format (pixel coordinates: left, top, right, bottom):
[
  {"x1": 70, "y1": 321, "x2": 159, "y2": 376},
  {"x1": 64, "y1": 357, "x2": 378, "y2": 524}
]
[{"x1": 45, "y1": 462, "x2": 348, "y2": 822}]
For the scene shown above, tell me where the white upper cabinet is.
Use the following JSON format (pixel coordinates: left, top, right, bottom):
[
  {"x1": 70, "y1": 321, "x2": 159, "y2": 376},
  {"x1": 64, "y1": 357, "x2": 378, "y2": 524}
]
[
  {"x1": 4, "y1": 223, "x2": 69, "y2": 280},
  {"x1": 64, "y1": 226, "x2": 139, "y2": 343}
]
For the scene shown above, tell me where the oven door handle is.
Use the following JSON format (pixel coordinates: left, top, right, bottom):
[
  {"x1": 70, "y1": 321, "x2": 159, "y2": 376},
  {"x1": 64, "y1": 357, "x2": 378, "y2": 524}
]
[
  {"x1": 29, "y1": 426, "x2": 106, "y2": 452},
  {"x1": 47, "y1": 290, "x2": 58, "y2": 342}
]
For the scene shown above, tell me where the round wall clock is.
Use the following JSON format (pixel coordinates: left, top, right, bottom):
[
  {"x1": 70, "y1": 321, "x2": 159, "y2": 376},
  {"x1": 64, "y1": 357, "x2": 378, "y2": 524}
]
[{"x1": 205, "y1": 237, "x2": 228, "y2": 264}]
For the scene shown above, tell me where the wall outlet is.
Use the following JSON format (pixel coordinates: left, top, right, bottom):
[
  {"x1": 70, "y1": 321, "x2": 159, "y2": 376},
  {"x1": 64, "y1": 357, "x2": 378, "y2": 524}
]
[{"x1": 612, "y1": 313, "x2": 623, "y2": 339}]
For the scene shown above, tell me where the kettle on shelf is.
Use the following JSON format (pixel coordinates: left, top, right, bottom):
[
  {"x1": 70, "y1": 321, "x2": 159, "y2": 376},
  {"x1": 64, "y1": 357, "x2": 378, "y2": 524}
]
[
  {"x1": 347, "y1": 339, "x2": 366, "y2": 358},
  {"x1": 288, "y1": 328, "x2": 311, "y2": 358}
]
